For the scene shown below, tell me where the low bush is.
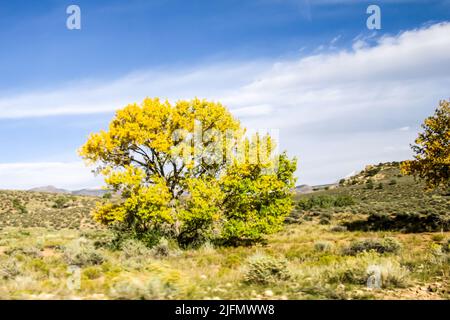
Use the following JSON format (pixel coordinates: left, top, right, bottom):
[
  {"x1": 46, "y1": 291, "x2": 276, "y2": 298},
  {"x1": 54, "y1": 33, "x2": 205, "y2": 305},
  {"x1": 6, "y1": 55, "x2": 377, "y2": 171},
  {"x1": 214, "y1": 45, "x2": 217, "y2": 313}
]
[
  {"x1": 0, "y1": 258, "x2": 21, "y2": 279},
  {"x1": 314, "y1": 241, "x2": 333, "y2": 252},
  {"x1": 52, "y1": 196, "x2": 70, "y2": 209},
  {"x1": 120, "y1": 239, "x2": 152, "y2": 260},
  {"x1": 343, "y1": 238, "x2": 401, "y2": 255},
  {"x1": 443, "y1": 239, "x2": 450, "y2": 253},
  {"x1": 311, "y1": 253, "x2": 409, "y2": 288},
  {"x1": 12, "y1": 198, "x2": 27, "y2": 214},
  {"x1": 5, "y1": 246, "x2": 42, "y2": 258},
  {"x1": 346, "y1": 211, "x2": 450, "y2": 233},
  {"x1": 63, "y1": 238, "x2": 105, "y2": 266},
  {"x1": 243, "y1": 253, "x2": 292, "y2": 285},
  {"x1": 297, "y1": 195, "x2": 355, "y2": 211},
  {"x1": 152, "y1": 238, "x2": 171, "y2": 258},
  {"x1": 330, "y1": 225, "x2": 347, "y2": 232},
  {"x1": 110, "y1": 277, "x2": 177, "y2": 299},
  {"x1": 365, "y1": 180, "x2": 374, "y2": 190}
]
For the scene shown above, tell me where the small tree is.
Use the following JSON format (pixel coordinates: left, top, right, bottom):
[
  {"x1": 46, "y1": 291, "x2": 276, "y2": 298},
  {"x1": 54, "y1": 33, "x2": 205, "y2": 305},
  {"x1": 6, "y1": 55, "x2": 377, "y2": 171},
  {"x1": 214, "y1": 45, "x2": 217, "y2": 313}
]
[
  {"x1": 401, "y1": 100, "x2": 450, "y2": 191},
  {"x1": 53, "y1": 196, "x2": 70, "y2": 209},
  {"x1": 80, "y1": 98, "x2": 296, "y2": 247}
]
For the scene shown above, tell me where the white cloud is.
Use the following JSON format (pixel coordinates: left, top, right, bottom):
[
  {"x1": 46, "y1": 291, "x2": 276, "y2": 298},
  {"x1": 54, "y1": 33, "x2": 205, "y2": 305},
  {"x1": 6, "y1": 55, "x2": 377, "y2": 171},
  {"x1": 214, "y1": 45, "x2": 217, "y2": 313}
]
[
  {"x1": 1, "y1": 22, "x2": 449, "y2": 122},
  {"x1": 0, "y1": 162, "x2": 102, "y2": 190},
  {"x1": 1, "y1": 22, "x2": 450, "y2": 187}
]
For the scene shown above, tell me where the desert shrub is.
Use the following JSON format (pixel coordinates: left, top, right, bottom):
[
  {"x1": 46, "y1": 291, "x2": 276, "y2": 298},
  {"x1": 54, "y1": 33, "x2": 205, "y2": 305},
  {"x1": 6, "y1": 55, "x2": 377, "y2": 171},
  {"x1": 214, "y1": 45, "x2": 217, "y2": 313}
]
[
  {"x1": 52, "y1": 196, "x2": 70, "y2": 209},
  {"x1": 197, "y1": 241, "x2": 216, "y2": 255},
  {"x1": 12, "y1": 198, "x2": 27, "y2": 214},
  {"x1": 102, "y1": 192, "x2": 112, "y2": 199},
  {"x1": 120, "y1": 239, "x2": 152, "y2": 260},
  {"x1": 334, "y1": 195, "x2": 355, "y2": 207},
  {"x1": 330, "y1": 225, "x2": 347, "y2": 232},
  {"x1": 366, "y1": 167, "x2": 381, "y2": 177},
  {"x1": 297, "y1": 195, "x2": 355, "y2": 211},
  {"x1": 315, "y1": 253, "x2": 409, "y2": 288},
  {"x1": 314, "y1": 241, "x2": 333, "y2": 252},
  {"x1": 432, "y1": 234, "x2": 445, "y2": 242},
  {"x1": 152, "y1": 238, "x2": 173, "y2": 258},
  {"x1": 297, "y1": 196, "x2": 333, "y2": 210},
  {"x1": 427, "y1": 242, "x2": 447, "y2": 264},
  {"x1": 284, "y1": 211, "x2": 303, "y2": 224},
  {"x1": 365, "y1": 180, "x2": 374, "y2": 189},
  {"x1": 28, "y1": 258, "x2": 50, "y2": 275},
  {"x1": 83, "y1": 266, "x2": 102, "y2": 280},
  {"x1": 320, "y1": 212, "x2": 332, "y2": 220},
  {"x1": 80, "y1": 230, "x2": 115, "y2": 249},
  {"x1": 106, "y1": 225, "x2": 166, "y2": 251},
  {"x1": 243, "y1": 253, "x2": 292, "y2": 285},
  {"x1": 345, "y1": 210, "x2": 450, "y2": 233},
  {"x1": 442, "y1": 239, "x2": 450, "y2": 253},
  {"x1": 110, "y1": 277, "x2": 177, "y2": 299},
  {"x1": 63, "y1": 238, "x2": 105, "y2": 266},
  {"x1": 5, "y1": 245, "x2": 42, "y2": 258},
  {"x1": 325, "y1": 262, "x2": 367, "y2": 285},
  {"x1": 343, "y1": 238, "x2": 401, "y2": 255},
  {"x1": 376, "y1": 260, "x2": 410, "y2": 288},
  {"x1": 0, "y1": 258, "x2": 21, "y2": 279}
]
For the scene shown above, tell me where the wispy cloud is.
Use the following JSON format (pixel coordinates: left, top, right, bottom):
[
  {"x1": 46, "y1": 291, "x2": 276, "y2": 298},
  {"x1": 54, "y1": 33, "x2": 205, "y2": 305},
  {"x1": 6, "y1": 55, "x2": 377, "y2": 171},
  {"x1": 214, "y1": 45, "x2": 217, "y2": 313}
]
[
  {"x1": 1, "y1": 22, "x2": 449, "y2": 187},
  {"x1": 0, "y1": 162, "x2": 102, "y2": 190},
  {"x1": 1, "y1": 22, "x2": 449, "y2": 122}
]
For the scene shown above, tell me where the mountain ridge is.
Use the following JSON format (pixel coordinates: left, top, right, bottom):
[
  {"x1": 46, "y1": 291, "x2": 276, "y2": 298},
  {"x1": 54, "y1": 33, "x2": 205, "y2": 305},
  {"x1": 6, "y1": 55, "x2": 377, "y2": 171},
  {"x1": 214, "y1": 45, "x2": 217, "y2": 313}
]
[{"x1": 28, "y1": 185, "x2": 107, "y2": 197}]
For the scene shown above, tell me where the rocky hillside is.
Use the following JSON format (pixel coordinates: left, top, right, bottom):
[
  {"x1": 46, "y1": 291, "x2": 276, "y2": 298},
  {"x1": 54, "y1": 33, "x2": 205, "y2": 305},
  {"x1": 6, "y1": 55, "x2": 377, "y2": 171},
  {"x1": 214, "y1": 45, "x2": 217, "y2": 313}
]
[
  {"x1": 292, "y1": 161, "x2": 450, "y2": 232},
  {"x1": 339, "y1": 161, "x2": 403, "y2": 186},
  {"x1": 28, "y1": 185, "x2": 109, "y2": 197},
  {"x1": 0, "y1": 190, "x2": 100, "y2": 230}
]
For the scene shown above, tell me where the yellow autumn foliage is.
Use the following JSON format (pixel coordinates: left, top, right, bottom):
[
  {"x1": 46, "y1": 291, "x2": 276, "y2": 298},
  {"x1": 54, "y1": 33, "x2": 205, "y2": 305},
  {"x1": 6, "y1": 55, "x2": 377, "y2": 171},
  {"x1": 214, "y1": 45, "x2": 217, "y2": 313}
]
[
  {"x1": 80, "y1": 98, "x2": 297, "y2": 247},
  {"x1": 401, "y1": 100, "x2": 450, "y2": 191}
]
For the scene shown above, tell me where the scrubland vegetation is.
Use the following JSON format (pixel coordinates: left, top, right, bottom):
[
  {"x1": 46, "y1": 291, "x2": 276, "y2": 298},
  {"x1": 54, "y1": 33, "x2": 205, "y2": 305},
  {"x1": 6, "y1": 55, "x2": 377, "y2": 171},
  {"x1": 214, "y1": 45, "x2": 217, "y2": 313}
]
[
  {"x1": 0, "y1": 163, "x2": 448, "y2": 300},
  {"x1": 0, "y1": 100, "x2": 448, "y2": 299}
]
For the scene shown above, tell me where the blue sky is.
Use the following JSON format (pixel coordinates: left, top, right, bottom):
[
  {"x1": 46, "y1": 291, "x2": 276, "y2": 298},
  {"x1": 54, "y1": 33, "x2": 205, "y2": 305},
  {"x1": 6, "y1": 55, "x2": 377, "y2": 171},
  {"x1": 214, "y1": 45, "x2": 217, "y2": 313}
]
[{"x1": 0, "y1": 0, "x2": 450, "y2": 189}]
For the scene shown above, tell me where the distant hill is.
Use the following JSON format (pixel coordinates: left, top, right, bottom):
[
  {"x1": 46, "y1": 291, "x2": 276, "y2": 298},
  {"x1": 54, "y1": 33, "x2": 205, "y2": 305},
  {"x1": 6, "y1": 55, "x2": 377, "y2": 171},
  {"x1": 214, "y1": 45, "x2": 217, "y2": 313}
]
[
  {"x1": 338, "y1": 161, "x2": 402, "y2": 186},
  {"x1": 295, "y1": 184, "x2": 314, "y2": 194},
  {"x1": 28, "y1": 185, "x2": 108, "y2": 197},
  {"x1": 71, "y1": 189, "x2": 108, "y2": 197},
  {"x1": 28, "y1": 185, "x2": 70, "y2": 194}
]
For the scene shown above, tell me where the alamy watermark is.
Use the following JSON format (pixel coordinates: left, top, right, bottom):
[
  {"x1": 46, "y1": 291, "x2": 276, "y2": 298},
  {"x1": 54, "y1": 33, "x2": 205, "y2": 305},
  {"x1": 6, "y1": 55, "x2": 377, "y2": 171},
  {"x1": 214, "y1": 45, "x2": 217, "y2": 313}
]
[
  {"x1": 366, "y1": 5, "x2": 381, "y2": 30},
  {"x1": 66, "y1": 5, "x2": 81, "y2": 30},
  {"x1": 169, "y1": 123, "x2": 281, "y2": 174},
  {"x1": 366, "y1": 265, "x2": 382, "y2": 289}
]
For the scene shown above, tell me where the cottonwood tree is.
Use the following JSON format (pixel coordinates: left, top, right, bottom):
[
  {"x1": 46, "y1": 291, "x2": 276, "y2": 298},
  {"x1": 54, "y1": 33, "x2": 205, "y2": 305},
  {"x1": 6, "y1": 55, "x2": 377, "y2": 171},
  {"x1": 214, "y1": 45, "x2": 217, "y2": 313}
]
[
  {"x1": 401, "y1": 100, "x2": 450, "y2": 191},
  {"x1": 80, "y1": 98, "x2": 296, "y2": 247}
]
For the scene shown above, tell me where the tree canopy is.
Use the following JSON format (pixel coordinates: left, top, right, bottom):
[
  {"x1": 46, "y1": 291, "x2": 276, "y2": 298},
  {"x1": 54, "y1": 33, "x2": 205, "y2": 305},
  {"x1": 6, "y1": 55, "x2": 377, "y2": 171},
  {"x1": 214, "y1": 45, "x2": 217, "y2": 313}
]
[
  {"x1": 401, "y1": 100, "x2": 450, "y2": 191},
  {"x1": 80, "y1": 98, "x2": 296, "y2": 247}
]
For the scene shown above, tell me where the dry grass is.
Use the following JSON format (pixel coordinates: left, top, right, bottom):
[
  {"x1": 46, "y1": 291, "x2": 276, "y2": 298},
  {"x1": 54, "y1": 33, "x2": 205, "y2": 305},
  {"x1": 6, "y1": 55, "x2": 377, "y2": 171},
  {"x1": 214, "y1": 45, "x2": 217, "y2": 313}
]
[
  {"x1": 0, "y1": 223, "x2": 448, "y2": 300},
  {"x1": 0, "y1": 163, "x2": 448, "y2": 299}
]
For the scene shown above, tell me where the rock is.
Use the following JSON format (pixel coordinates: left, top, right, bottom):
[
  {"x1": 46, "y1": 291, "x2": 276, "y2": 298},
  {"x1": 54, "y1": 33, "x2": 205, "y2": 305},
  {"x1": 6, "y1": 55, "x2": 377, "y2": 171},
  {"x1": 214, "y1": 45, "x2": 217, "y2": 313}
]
[{"x1": 264, "y1": 290, "x2": 274, "y2": 297}]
